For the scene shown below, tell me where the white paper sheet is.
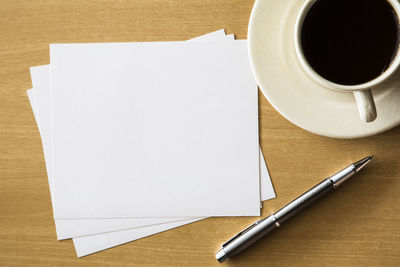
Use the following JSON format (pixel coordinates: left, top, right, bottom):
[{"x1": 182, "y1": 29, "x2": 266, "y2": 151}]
[
  {"x1": 50, "y1": 40, "x2": 260, "y2": 218},
  {"x1": 26, "y1": 30, "x2": 275, "y2": 256},
  {"x1": 29, "y1": 31, "x2": 274, "y2": 240}
]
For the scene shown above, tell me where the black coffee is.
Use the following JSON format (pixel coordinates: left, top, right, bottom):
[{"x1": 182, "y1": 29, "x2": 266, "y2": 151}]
[{"x1": 301, "y1": 0, "x2": 400, "y2": 85}]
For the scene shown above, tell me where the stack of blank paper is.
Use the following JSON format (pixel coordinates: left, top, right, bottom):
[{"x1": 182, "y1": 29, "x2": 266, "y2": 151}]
[{"x1": 26, "y1": 30, "x2": 275, "y2": 257}]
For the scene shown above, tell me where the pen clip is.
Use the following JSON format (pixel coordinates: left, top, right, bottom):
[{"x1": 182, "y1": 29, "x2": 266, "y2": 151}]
[{"x1": 222, "y1": 219, "x2": 263, "y2": 247}]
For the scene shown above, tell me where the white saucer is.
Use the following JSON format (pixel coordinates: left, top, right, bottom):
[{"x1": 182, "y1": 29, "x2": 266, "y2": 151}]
[{"x1": 248, "y1": 0, "x2": 400, "y2": 138}]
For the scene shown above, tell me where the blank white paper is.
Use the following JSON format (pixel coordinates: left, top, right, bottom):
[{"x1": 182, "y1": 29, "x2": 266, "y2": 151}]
[
  {"x1": 29, "y1": 31, "x2": 274, "y2": 240},
  {"x1": 50, "y1": 40, "x2": 260, "y2": 218},
  {"x1": 26, "y1": 31, "x2": 275, "y2": 256}
]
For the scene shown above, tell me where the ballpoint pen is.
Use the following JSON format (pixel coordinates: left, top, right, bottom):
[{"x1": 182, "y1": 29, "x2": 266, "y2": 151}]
[{"x1": 216, "y1": 155, "x2": 373, "y2": 263}]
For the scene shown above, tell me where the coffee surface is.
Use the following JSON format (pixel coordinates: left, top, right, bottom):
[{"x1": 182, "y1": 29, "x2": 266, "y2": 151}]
[{"x1": 301, "y1": 0, "x2": 399, "y2": 85}]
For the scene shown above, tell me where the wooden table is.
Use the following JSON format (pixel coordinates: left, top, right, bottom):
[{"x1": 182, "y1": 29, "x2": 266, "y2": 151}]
[{"x1": 1, "y1": 0, "x2": 399, "y2": 265}]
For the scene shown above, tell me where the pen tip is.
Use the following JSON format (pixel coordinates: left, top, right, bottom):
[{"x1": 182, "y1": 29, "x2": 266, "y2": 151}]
[{"x1": 353, "y1": 156, "x2": 373, "y2": 172}]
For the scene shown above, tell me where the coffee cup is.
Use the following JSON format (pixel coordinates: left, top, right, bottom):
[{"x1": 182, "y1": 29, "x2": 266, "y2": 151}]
[{"x1": 294, "y1": 0, "x2": 400, "y2": 122}]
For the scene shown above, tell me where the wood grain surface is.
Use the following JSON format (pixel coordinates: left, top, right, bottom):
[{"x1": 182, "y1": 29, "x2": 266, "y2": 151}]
[{"x1": 0, "y1": 0, "x2": 399, "y2": 266}]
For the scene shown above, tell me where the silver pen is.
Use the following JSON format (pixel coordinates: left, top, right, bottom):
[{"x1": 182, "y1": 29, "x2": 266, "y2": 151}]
[{"x1": 216, "y1": 156, "x2": 373, "y2": 263}]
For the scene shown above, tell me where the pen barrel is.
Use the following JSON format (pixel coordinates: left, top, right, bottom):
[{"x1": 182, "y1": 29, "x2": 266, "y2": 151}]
[
  {"x1": 274, "y1": 178, "x2": 334, "y2": 224},
  {"x1": 223, "y1": 215, "x2": 279, "y2": 258}
]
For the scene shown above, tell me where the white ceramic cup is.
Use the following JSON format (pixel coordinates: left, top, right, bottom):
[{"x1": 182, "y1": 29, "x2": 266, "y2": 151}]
[{"x1": 294, "y1": 0, "x2": 400, "y2": 123}]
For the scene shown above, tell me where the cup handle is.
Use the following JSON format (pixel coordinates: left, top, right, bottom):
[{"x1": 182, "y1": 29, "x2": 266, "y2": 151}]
[{"x1": 353, "y1": 89, "x2": 377, "y2": 122}]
